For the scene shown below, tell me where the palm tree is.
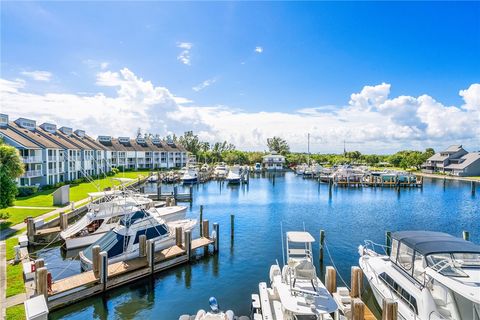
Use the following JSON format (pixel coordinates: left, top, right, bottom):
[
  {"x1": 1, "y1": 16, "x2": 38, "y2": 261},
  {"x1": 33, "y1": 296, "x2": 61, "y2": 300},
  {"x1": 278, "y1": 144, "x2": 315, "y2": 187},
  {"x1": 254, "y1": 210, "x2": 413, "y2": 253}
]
[{"x1": 267, "y1": 136, "x2": 290, "y2": 155}]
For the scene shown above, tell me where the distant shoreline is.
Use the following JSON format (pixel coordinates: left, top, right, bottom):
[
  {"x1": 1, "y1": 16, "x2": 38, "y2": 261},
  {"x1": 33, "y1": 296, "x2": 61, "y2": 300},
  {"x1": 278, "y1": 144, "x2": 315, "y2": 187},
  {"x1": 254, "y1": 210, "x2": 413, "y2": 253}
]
[{"x1": 416, "y1": 172, "x2": 480, "y2": 183}]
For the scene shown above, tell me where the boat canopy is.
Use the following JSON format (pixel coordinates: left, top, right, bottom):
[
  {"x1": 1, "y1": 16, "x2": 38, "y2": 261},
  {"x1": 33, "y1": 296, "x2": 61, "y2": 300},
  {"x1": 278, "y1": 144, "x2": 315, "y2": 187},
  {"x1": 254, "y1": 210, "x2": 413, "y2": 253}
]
[
  {"x1": 392, "y1": 231, "x2": 480, "y2": 255},
  {"x1": 287, "y1": 231, "x2": 315, "y2": 243}
]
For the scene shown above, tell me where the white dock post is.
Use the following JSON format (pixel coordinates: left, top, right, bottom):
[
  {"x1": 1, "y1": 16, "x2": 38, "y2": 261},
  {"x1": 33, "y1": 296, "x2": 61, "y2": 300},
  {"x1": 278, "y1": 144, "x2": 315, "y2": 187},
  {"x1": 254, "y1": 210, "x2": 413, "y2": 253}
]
[
  {"x1": 147, "y1": 239, "x2": 155, "y2": 274},
  {"x1": 27, "y1": 217, "x2": 35, "y2": 243},
  {"x1": 213, "y1": 223, "x2": 219, "y2": 253},
  {"x1": 99, "y1": 251, "x2": 108, "y2": 291}
]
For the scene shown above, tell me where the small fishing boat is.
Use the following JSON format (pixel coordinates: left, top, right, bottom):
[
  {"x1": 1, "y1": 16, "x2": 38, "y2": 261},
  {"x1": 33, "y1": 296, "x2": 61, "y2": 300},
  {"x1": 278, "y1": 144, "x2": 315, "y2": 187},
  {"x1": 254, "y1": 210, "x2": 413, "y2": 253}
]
[
  {"x1": 251, "y1": 231, "x2": 338, "y2": 319},
  {"x1": 79, "y1": 209, "x2": 196, "y2": 271},
  {"x1": 295, "y1": 163, "x2": 307, "y2": 175},
  {"x1": 253, "y1": 162, "x2": 262, "y2": 173},
  {"x1": 147, "y1": 175, "x2": 158, "y2": 183},
  {"x1": 226, "y1": 165, "x2": 241, "y2": 184},
  {"x1": 359, "y1": 231, "x2": 480, "y2": 320},
  {"x1": 181, "y1": 166, "x2": 198, "y2": 184}
]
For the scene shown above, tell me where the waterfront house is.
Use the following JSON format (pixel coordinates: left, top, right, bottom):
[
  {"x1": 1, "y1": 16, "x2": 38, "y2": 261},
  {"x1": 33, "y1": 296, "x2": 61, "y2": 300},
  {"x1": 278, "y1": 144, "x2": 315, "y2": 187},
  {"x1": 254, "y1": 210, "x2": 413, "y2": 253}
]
[
  {"x1": 0, "y1": 113, "x2": 187, "y2": 187},
  {"x1": 262, "y1": 153, "x2": 286, "y2": 171},
  {"x1": 422, "y1": 145, "x2": 480, "y2": 176}
]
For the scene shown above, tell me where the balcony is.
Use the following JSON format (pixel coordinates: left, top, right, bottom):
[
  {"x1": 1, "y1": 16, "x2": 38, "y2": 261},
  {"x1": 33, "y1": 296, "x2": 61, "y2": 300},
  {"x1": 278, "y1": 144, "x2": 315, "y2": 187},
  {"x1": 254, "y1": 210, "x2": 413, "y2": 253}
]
[
  {"x1": 22, "y1": 170, "x2": 42, "y2": 178},
  {"x1": 48, "y1": 168, "x2": 57, "y2": 174},
  {"x1": 22, "y1": 156, "x2": 42, "y2": 163},
  {"x1": 48, "y1": 156, "x2": 59, "y2": 162}
]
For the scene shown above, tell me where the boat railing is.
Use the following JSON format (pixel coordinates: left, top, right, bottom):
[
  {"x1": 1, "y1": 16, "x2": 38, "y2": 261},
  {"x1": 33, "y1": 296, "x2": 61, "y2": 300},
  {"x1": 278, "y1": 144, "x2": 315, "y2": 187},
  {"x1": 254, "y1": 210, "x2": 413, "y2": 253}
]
[{"x1": 363, "y1": 240, "x2": 390, "y2": 256}]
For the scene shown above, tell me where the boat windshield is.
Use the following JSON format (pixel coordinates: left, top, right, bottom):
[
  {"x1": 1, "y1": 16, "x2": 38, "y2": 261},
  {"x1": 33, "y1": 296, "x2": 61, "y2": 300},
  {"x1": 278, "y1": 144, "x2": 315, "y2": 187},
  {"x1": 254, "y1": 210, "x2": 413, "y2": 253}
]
[{"x1": 426, "y1": 253, "x2": 480, "y2": 277}]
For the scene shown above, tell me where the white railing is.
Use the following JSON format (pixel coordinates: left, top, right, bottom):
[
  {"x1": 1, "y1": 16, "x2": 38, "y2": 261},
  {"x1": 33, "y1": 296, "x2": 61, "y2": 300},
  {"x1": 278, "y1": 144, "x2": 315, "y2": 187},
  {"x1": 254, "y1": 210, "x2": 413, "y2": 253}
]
[
  {"x1": 48, "y1": 168, "x2": 56, "y2": 174},
  {"x1": 22, "y1": 170, "x2": 42, "y2": 178},
  {"x1": 22, "y1": 156, "x2": 42, "y2": 163},
  {"x1": 48, "y1": 156, "x2": 59, "y2": 162}
]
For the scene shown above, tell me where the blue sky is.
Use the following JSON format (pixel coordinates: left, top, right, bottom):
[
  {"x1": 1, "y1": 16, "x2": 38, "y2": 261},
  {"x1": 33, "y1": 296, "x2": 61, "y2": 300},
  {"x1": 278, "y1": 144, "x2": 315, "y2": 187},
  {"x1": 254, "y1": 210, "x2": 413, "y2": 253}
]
[{"x1": 1, "y1": 2, "x2": 479, "y2": 152}]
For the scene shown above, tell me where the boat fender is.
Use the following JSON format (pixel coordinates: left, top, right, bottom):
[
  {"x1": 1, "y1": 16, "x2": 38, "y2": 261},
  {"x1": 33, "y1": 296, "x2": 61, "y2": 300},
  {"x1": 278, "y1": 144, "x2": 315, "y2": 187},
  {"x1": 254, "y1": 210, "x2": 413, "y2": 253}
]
[
  {"x1": 358, "y1": 245, "x2": 365, "y2": 257},
  {"x1": 211, "y1": 230, "x2": 217, "y2": 241},
  {"x1": 194, "y1": 309, "x2": 206, "y2": 320},
  {"x1": 269, "y1": 264, "x2": 281, "y2": 283},
  {"x1": 225, "y1": 310, "x2": 234, "y2": 320}
]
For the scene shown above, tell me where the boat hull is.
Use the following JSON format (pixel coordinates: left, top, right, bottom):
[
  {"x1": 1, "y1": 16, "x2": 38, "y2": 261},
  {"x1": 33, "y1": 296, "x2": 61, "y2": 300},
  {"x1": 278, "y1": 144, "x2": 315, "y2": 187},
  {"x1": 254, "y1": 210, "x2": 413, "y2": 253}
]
[{"x1": 65, "y1": 232, "x2": 109, "y2": 250}]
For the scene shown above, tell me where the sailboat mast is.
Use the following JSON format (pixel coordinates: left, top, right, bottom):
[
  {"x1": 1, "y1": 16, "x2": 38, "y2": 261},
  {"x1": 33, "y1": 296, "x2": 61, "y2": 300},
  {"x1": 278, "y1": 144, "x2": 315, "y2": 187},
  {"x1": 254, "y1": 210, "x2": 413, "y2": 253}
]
[{"x1": 307, "y1": 133, "x2": 310, "y2": 165}]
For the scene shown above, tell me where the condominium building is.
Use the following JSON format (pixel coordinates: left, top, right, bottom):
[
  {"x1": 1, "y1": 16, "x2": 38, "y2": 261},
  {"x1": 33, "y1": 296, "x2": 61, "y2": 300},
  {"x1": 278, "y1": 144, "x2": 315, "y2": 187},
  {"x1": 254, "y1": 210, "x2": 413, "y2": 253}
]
[
  {"x1": 422, "y1": 145, "x2": 480, "y2": 177},
  {"x1": 0, "y1": 114, "x2": 187, "y2": 186}
]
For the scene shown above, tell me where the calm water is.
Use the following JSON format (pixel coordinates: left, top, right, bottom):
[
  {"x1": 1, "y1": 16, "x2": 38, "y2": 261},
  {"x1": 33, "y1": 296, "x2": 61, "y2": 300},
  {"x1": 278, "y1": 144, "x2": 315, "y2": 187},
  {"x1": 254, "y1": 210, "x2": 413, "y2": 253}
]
[{"x1": 41, "y1": 173, "x2": 479, "y2": 320}]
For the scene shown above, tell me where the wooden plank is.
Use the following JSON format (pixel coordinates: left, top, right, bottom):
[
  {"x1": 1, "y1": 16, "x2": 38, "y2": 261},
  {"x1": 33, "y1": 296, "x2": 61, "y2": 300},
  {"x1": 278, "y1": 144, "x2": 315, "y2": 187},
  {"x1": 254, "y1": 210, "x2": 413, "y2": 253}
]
[
  {"x1": 155, "y1": 245, "x2": 185, "y2": 262},
  {"x1": 107, "y1": 259, "x2": 147, "y2": 277},
  {"x1": 50, "y1": 271, "x2": 97, "y2": 294},
  {"x1": 35, "y1": 226, "x2": 60, "y2": 236},
  {"x1": 191, "y1": 237, "x2": 213, "y2": 249},
  {"x1": 363, "y1": 305, "x2": 376, "y2": 320}
]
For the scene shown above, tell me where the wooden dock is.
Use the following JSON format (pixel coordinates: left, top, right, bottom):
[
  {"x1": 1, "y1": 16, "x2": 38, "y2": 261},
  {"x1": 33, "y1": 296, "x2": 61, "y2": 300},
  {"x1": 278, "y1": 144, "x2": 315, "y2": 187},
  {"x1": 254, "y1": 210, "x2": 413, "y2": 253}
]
[{"x1": 35, "y1": 229, "x2": 217, "y2": 310}]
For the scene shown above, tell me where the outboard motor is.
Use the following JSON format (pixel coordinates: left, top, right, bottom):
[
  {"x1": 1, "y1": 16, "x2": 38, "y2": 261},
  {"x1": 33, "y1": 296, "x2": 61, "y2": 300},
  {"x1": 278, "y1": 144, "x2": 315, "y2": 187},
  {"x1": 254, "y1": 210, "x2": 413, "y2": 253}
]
[{"x1": 209, "y1": 297, "x2": 219, "y2": 313}]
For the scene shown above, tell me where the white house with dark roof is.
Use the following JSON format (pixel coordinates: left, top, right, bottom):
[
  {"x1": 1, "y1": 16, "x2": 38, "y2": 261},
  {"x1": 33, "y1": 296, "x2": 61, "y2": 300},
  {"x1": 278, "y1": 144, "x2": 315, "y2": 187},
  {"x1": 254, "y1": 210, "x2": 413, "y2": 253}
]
[
  {"x1": 262, "y1": 153, "x2": 286, "y2": 171},
  {"x1": 422, "y1": 145, "x2": 480, "y2": 176}
]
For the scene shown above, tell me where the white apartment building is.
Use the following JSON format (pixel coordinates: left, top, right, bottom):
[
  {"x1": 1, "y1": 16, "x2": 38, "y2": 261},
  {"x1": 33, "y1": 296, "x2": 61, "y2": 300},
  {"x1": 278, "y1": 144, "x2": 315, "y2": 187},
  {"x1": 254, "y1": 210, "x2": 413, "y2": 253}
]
[{"x1": 0, "y1": 114, "x2": 187, "y2": 187}]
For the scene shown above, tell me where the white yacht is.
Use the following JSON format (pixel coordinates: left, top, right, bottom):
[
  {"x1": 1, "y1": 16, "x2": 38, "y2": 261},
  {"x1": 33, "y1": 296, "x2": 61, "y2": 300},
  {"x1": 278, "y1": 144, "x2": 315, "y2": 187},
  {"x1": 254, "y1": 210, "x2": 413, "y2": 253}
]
[
  {"x1": 181, "y1": 165, "x2": 198, "y2": 184},
  {"x1": 295, "y1": 163, "x2": 308, "y2": 175},
  {"x1": 79, "y1": 209, "x2": 196, "y2": 271},
  {"x1": 254, "y1": 162, "x2": 262, "y2": 173},
  {"x1": 214, "y1": 162, "x2": 228, "y2": 179},
  {"x1": 179, "y1": 297, "x2": 246, "y2": 320},
  {"x1": 226, "y1": 165, "x2": 241, "y2": 184},
  {"x1": 61, "y1": 194, "x2": 186, "y2": 249},
  {"x1": 359, "y1": 231, "x2": 480, "y2": 320},
  {"x1": 251, "y1": 231, "x2": 338, "y2": 320}
]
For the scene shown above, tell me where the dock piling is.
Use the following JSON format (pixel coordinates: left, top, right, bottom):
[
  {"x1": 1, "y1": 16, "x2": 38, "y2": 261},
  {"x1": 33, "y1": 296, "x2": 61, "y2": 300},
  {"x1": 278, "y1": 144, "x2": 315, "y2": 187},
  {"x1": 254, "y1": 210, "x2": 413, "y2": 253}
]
[
  {"x1": 27, "y1": 217, "x2": 35, "y2": 243},
  {"x1": 213, "y1": 223, "x2": 219, "y2": 253},
  {"x1": 472, "y1": 181, "x2": 476, "y2": 196},
  {"x1": 139, "y1": 235, "x2": 147, "y2": 257},
  {"x1": 92, "y1": 245, "x2": 100, "y2": 278},
  {"x1": 60, "y1": 212, "x2": 68, "y2": 231},
  {"x1": 99, "y1": 251, "x2": 108, "y2": 291},
  {"x1": 34, "y1": 258, "x2": 45, "y2": 271},
  {"x1": 185, "y1": 230, "x2": 192, "y2": 261},
  {"x1": 319, "y1": 230, "x2": 325, "y2": 265},
  {"x1": 325, "y1": 266, "x2": 336, "y2": 294},
  {"x1": 36, "y1": 267, "x2": 48, "y2": 299},
  {"x1": 203, "y1": 220, "x2": 210, "y2": 239},
  {"x1": 352, "y1": 298, "x2": 365, "y2": 320},
  {"x1": 382, "y1": 298, "x2": 398, "y2": 320},
  {"x1": 385, "y1": 231, "x2": 392, "y2": 256},
  {"x1": 463, "y1": 231, "x2": 470, "y2": 241},
  {"x1": 199, "y1": 205, "x2": 204, "y2": 236},
  {"x1": 350, "y1": 266, "x2": 363, "y2": 298},
  {"x1": 230, "y1": 214, "x2": 234, "y2": 240},
  {"x1": 175, "y1": 227, "x2": 183, "y2": 247},
  {"x1": 147, "y1": 240, "x2": 155, "y2": 274}
]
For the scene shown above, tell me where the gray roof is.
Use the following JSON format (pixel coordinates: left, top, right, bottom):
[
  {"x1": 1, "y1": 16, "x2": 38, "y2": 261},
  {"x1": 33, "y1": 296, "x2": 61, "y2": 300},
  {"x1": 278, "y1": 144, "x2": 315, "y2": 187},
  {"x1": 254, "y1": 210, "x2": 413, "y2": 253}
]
[
  {"x1": 427, "y1": 153, "x2": 448, "y2": 162},
  {"x1": 392, "y1": 231, "x2": 480, "y2": 256},
  {"x1": 445, "y1": 152, "x2": 480, "y2": 170},
  {"x1": 444, "y1": 145, "x2": 463, "y2": 153}
]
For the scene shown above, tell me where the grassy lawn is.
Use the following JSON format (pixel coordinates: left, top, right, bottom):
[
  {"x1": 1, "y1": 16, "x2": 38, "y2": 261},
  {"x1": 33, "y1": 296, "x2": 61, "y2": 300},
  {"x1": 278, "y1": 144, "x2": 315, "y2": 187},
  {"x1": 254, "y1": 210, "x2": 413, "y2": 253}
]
[
  {"x1": 5, "y1": 237, "x2": 26, "y2": 298},
  {"x1": 6, "y1": 304, "x2": 25, "y2": 320},
  {"x1": 0, "y1": 208, "x2": 52, "y2": 231},
  {"x1": 5, "y1": 237, "x2": 19, "y2": 260}
]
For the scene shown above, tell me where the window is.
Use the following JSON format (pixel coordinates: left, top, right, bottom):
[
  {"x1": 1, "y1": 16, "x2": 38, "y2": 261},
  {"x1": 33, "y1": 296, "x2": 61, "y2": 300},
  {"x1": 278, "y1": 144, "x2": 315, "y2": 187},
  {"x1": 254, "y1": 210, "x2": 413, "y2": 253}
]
[
  {"x1": 413, "y1": 253, "x2": 426, "y2": 282},
  {"x1": 397, "y1": 242, "x2": 414, "y2": 273},
  {"x1": 379, "y1": 272, "x2": 418, "y2": 314}
]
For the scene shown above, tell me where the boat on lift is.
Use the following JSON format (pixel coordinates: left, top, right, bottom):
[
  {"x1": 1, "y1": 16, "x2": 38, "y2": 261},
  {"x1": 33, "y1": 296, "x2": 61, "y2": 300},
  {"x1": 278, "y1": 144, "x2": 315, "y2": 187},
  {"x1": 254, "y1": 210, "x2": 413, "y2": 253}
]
[
  {"x1": 226, "y1": 165, "x2": 241, "y2": 184},
  {"x1": 254, "y1": 162, "x2": 262, "y2": 173},
  {"x1": 79, "y1": 209, "x2": 196, "y2": 271},
  {"x1": 359, "y1": 231, "x2": 480, "y2": 320},
  {"x1": 251, "y1": 231, "x2": 338, "y2": 319}
]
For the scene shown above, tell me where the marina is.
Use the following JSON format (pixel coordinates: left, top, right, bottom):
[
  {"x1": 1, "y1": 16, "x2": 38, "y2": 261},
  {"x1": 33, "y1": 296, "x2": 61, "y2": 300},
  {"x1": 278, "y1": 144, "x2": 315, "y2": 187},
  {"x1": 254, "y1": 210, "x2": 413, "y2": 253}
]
[{"x1": 6, "y1": 172, "x2": 476, "y2": 320}]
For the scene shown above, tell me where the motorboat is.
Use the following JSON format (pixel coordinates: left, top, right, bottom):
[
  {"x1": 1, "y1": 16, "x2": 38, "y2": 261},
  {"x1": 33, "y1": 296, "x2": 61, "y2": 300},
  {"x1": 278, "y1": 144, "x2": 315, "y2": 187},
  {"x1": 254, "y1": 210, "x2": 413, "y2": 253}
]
[
  {"x1": 181, "y1": 166, "x2": 198, "y2": 184},
  {"x1": 226, "y1": 165, "x2": 241, "y2": 184},
  {"x1": 79, "y1": 209, "x2": 196, "y2": 271},
  {"x1": 251, "y1": 231, "x2": 338, "y2": 319},
  {"x1": 200, "y1": 163, "x2": 210, "y2": 172},
  {"x1": 254, "y1": 162, "x2": 262, "y2": 173},
  {"x1": 214, "y1": 162, "x2": 228, "y2": 179},
  {"x1": 61, "y1": 194, "x2": 186, "y2": 250},
  {"x1": 295, "y1": 163, "x2": 307, "y2": 175},
  {"x1": 147, "y1": 175, "x2": 158, "y2": 183},
  {"x1": 359, "y1": 231, "x2": 480, "y2": 320},
  {"x1": 178, "y1": 297, "x2": 247, "y2": 320}
]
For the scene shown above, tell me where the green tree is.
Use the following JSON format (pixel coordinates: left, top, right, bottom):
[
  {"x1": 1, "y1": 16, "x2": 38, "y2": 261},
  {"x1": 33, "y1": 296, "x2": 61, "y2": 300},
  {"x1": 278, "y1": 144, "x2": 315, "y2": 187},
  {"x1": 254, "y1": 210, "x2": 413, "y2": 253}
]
[
  {"x1": 267, "y1": 136, "x2": 290, "y2": 155},
  {"x1": 247, "y1": 152, "x2": 264, "y2": 165},
  {"x1": 0, "y1": 140, "x2": 25, "y2": 208}
]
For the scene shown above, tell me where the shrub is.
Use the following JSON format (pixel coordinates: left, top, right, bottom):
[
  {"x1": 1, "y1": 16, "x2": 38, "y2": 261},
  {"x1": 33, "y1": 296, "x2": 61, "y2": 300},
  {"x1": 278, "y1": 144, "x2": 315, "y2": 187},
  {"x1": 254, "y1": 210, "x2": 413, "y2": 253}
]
[
  {"x1": 17, "y1": 186, "x2": 39, "y2": 197},
  {"x1": 53, "y1": 182, "x2": 65, "y2": 189},
  {"x1": 40, "y1": 184, "x2": 53, "y2": 191},
  {"x1": 0, "y1": 211, "x2": 10, "y2": 220}
]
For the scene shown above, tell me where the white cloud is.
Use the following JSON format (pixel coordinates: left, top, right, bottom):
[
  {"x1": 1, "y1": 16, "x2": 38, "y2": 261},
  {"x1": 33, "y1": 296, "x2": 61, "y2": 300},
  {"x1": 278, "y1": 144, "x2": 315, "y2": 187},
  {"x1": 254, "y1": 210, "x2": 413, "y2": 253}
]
[
  {"x1": 177, "y1": 42, "x2": 193, "y2": 65},
  {"x1": 1, "y1": 68, "x2": 478, "y2": 153},
  {"x1": 100, "y1": 62, "x2": 109, "y2": 70},
  {"x1": 20, "y1": 70, "x2": 52, "y2": 82},
  {"x1": 254, "y1": 46, "x2": 263, "y2": 53},
  {"x1": 192, "y1": 78, "x2": 217, "y2": 92}
]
